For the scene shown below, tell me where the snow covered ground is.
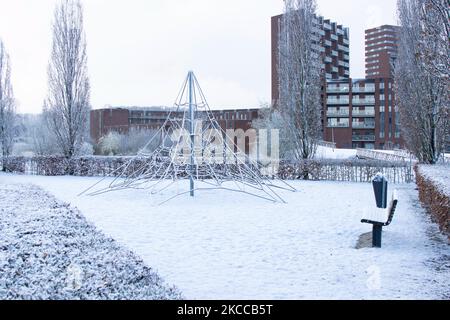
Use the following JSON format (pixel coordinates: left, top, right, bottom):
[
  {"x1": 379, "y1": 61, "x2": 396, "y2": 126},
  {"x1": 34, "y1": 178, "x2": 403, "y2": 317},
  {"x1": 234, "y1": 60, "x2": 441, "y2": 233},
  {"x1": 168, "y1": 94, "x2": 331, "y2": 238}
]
[
  {"x1": 0, "y1": 183, "x2": 181, "y2": 299},
  {"x1": 1, "y1": 173, "x2": 449, "y2": 299},
  {"x1": 315, "y1": 145, "x2": 357, "y2": 159}
]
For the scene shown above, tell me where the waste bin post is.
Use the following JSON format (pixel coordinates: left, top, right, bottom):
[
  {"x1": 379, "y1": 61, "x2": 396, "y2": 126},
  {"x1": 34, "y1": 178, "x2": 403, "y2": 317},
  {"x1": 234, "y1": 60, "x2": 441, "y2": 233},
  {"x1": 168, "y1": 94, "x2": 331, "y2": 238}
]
[{"x1": 372, "y1": 173, "x2": 388, "y2": 209}]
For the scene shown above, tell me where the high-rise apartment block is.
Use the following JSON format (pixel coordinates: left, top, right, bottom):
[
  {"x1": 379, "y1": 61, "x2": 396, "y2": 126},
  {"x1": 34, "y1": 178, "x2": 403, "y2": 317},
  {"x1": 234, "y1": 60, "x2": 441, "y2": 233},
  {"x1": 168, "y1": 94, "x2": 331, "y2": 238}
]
[
  {"x1": 322, "y1": 24, "x2": 402, "y2": 150},
  {"x1": 270, "y1": 12, "x2": 402, "y2": 150},
  {"x1": 365, "y1": 25, "x2": 401, "y2": 79},
  {"x1": 271, "y1": 14, "x2": 350, "y2": 104}
]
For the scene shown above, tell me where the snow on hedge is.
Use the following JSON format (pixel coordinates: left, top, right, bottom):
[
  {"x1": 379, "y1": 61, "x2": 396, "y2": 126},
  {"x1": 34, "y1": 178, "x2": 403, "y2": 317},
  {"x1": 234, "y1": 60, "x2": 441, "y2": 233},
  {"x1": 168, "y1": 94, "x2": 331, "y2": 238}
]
[
  {"x1": 0, "y1": 184, "x2": 182, "y2": 300},
  {"x1": 418, "y1": 164, "x2": 450, "y2": 197}
]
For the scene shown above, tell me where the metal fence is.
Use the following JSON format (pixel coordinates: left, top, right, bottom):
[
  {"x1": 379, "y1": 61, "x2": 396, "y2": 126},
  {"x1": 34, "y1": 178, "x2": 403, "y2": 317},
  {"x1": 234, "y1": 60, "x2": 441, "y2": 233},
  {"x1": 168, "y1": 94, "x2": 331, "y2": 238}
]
[{"x1": 1, "y1": 156, "x2": 414, "y2": 184}]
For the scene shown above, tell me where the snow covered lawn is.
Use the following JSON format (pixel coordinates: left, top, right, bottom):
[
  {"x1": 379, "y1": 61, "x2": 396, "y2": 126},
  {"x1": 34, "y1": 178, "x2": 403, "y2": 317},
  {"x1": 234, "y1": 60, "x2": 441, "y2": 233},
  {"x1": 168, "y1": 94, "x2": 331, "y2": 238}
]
[
  {"x1": 314, "y1": 145, "x2": 357, "y2": 159},
  {"x1": 1, "y1": 173, "x2": 449, "y2": 299},
  {"x1": 0, "y1": 183, "x2": 181, "y2": 299}
]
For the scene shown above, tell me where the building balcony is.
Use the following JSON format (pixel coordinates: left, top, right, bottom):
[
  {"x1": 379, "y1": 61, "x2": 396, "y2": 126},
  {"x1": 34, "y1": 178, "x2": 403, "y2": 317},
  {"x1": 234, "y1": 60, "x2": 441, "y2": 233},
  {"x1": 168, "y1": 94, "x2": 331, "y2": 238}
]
[
  {"x1": 352, "y1": 122, "x2": 375, "y2": 129},
  {"x1": 327, "y1": 86, "x2": 349, "y2": 93},
  {"x1": 343, "y1": 38, "x2": 349, "y2": 45},
  {"x1": 332, "y1": 66, "x2": 338, "y2": 73},
  {"x1": 352, "y1": 98, "x2": 376, "y2": 105},
  {"x1": 352, "y1": 135, "x2": 376, "y2": 141},
  {"x1": 324, "y1": 39, "x2": 332, "y2": 46},
  {"x1": 344, "y1": 70, "x2": 350, "y2": 76},
  {"x1": 343, "y1": 54, "x2": 350, "y2": 60},
  {"x1": 338, "y1": 61, "x2": 349, "y2": 67},
  {"x1": 323, "y1": 23, "x2": 332, "y2": 30},
  {"x1": 352, "y1": 86, "x2": 375, "y2": 93},
  {"x1": 336, "y1": 28, "x2": 344, "y2": 35},
  {"x1": 330, "y1": 34, "x2": 338, "y2": 41},
  {"x1": 327, "y1": 110, "x2": 350, "y2": 117},
  {"x1": 328, "y1": 122, "x2": 350, "y2": 128},
  {"x1": 338, "y1": 44, "x2": 350, "y2": 52},
  {"x1": 331, "y1": 50, "x2": 338, "y2": 57},
  {"x1": 311, "y1": 34, "x2": 321, "y2": 42},
  {"x1": 352, "y1": 110, "x2": 375, "y2": 117},
  {"x1": 324, "y1": 56, "x2": 332, "y2": 63},
  {"x1": 327, "y1": 98, "x2": 350, "y2": 105}
]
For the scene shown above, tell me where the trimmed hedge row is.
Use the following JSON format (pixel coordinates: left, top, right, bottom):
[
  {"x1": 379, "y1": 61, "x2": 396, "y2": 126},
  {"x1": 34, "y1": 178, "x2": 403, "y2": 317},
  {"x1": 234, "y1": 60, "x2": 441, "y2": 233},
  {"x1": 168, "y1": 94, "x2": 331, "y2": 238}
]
[
  {"x1": 415, "y1": 166, "x2": 450, "y2": 239},
  {"x1": 277, "y1": 159, "x2": 413, "y2": 183},
  {"x1": 1, "y1": 156, "x2": 414, "y2": 183}
]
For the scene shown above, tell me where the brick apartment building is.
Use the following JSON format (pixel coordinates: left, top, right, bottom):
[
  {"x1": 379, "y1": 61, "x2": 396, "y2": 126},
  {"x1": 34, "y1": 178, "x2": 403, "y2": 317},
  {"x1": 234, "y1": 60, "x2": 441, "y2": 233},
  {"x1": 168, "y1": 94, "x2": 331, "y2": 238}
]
[
  {"x1": 271, "y1": 14, "x2": 350, "y2": 104},
  {"x1": 365, "y1": 25, "x2": 401, "y2": 79},
  {"x1": 323, "y1": 78, "x2": 401, "y2": 149},
  {"x1": 322, "y1": 25, "x2": 402, "y2": 149},
  {"x1": 90, "y1": 107, "x2": 259, "y2": 143},
  {"x1": 270, "y1": 13, "x2": 402, "y2": 150}
]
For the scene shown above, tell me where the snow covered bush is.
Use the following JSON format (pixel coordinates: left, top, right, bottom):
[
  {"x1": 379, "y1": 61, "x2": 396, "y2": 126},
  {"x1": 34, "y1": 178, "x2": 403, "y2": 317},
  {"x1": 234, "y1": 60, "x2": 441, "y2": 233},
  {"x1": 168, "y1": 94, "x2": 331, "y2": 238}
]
[
  {"x1": 277, "y1": 159, "x2": 413, "y2": 183},
  {"x1": 415, "y1": 165, "x2": 450, "y2": 239},
  {"x1": 77, "y1": 142, "x2": 94, "y2": 156},
  {"x1": 1, "y1": 156, "x2": 26, "y2": 173},
  {"x1": 0, "y1": 184, "x2": 182, "y2": 299},
  {"x1": 98, "y1": 131, "x2": 121, "y2": 156}
]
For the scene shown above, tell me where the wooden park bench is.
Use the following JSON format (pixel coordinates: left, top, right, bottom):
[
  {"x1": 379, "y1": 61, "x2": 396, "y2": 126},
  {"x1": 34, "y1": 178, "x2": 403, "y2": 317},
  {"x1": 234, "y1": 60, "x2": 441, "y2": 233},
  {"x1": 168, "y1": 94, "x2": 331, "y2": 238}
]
[{"x1": 361, "y1": 190, "x2": 398, "y2": 248}]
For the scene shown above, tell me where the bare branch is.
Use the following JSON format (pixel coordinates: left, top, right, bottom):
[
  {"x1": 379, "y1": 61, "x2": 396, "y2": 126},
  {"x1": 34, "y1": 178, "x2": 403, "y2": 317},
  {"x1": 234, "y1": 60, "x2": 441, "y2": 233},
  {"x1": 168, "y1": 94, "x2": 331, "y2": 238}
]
[
  {"x1": 45, "y1": 0, "x2": 91, "y2": 159},
  {"x1": 0, "y1": 39, "x2": 16, "y2": 159},
  {"x1": 277, "y1": 0, "x2": 322, "y2": 160}
]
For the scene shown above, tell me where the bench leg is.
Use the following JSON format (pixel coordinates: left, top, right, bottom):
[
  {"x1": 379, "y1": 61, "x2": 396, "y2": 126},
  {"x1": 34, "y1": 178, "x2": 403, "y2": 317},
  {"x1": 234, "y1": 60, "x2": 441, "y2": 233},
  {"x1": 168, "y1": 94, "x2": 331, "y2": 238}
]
[{"x1": 372, "y1": 225, "x2": 382, "y2": 248}]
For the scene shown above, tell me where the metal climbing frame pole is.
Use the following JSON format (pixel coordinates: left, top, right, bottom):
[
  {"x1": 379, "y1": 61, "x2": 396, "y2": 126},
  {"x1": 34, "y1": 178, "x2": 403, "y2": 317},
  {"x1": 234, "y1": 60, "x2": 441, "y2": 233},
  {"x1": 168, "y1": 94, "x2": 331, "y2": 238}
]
[{"x1": 189, "y1": 71, "x2": 195, "y2": 197}]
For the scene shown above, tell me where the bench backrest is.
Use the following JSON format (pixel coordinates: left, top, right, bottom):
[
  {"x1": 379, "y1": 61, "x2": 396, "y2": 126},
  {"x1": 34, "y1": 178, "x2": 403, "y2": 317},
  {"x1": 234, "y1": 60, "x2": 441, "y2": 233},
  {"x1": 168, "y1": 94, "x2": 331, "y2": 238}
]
[{"x1": 384, "y1": 190, "x2": 398, "y2": 226}]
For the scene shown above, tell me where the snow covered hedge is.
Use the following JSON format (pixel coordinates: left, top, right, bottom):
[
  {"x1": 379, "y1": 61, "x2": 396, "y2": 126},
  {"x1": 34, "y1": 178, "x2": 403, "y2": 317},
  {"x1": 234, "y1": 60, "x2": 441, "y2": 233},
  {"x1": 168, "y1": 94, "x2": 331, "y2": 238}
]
[
  {"x1": 0, "y1": 156, "x2": 137, "y2": 176},
  {"x1": 415, "y1": 165, "x2": 450, "y2": 239},
  {"x1": 1, "y1": 156, "x2": 414, "y2": 183},
  {"x1": 0, "y1": 184, "x2": 182, "y2": 299}
]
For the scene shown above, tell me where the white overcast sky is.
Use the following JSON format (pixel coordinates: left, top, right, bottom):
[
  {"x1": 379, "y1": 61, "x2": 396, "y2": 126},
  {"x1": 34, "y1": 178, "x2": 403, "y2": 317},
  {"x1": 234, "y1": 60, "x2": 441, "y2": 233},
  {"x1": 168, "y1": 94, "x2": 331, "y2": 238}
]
[{"x1": 0, "y1": 0, "x2": 397, "y2": 114}]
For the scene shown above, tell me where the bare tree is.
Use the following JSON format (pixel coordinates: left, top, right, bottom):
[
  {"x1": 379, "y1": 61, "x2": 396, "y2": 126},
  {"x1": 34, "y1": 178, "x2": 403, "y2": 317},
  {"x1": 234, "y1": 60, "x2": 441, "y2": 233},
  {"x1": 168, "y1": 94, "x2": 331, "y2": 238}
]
[
  {"x1": 97, "y1": 128, "x2": 160, "y2": 156},
  {"x1": 420, "y1": 0, "x2": 450, "y2": 80},
  {"x1": 44, "y1": 0, "x2": 90, "y2": 159},
  {"x1": 30, "y1": 114, "x2": 60, "y2": 156},
  {"x1": 0, "y1": 39, "x2": 16, "y2": 163},
  {"x1": 277, "y1": 0, "x2": 322, "y2": 160},
  {"x1": 395, "y1": 0, "x2": 449, "y2": 164},
  {"x1": 253, "y1": 103, "x2": 296, "y2": 160}
]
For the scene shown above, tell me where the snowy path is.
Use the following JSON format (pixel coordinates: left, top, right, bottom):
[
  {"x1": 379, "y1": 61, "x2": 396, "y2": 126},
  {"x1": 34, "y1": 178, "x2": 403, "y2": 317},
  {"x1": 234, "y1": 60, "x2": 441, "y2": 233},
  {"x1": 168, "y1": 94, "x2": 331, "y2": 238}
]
[{"x1": 1, "y1": 173, "x2": 449, "y2": 299}]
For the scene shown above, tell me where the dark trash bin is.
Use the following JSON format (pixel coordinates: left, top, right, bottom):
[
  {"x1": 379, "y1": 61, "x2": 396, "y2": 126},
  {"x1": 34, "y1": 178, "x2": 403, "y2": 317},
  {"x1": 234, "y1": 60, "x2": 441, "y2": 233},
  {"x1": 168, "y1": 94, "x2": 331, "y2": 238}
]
[{"x1": 372, "y1": 173, "x2": 388, "y2": 209}]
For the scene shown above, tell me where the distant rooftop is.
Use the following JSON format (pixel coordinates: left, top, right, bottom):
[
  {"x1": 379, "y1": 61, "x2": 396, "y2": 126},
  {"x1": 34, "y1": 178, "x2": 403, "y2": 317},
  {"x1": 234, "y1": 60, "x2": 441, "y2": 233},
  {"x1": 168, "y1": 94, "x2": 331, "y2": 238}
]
[{"x1": 92, "y1": 105, "x2": 261, "y2": 112}]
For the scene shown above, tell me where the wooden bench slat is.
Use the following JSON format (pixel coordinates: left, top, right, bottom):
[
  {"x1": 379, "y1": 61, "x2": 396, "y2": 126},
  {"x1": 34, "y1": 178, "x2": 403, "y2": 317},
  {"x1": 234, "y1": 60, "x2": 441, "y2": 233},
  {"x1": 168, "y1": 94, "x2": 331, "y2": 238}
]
[{"x1": 361, "y1": 190, "x2": 398, "y2": 226}]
